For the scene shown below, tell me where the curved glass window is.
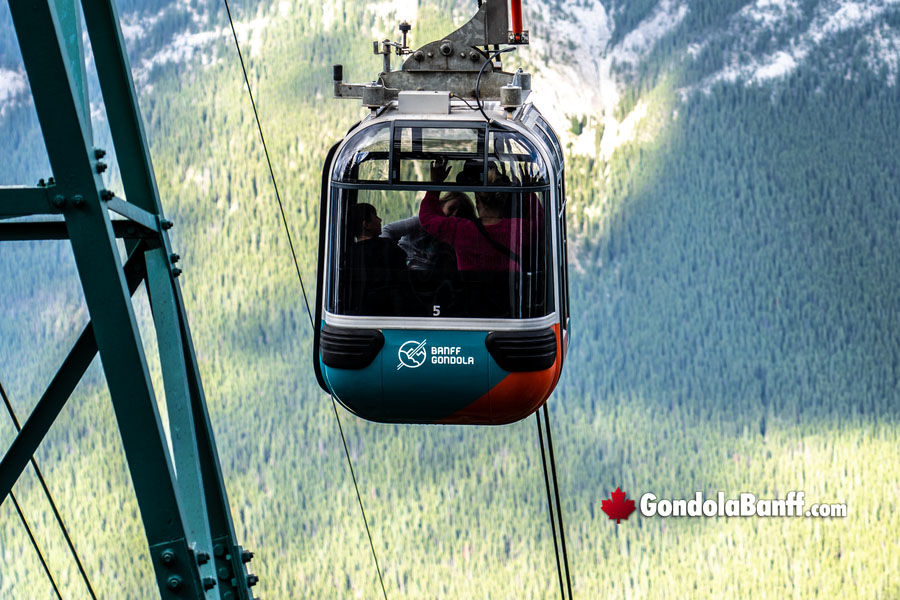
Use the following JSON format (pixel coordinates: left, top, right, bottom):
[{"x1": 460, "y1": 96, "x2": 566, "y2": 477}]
[
  {"x1": 332, "y1": 122, "x2": 551, "y2": 188},
  {"x1": 535, "y1": 116, "x2": 563, "y2": 168},
  {"x1": 332, "y1": 123, "x2": 391, "y2": 183},
  {"x1": 327, "y1": 121, "x2": 557, "y2": 320},
  {"x1": 488, "y1": 130, "x2": 549, "y2": 186},
  {"x1": 326, "y1": 185, "x2": 554, "y2": 319}
]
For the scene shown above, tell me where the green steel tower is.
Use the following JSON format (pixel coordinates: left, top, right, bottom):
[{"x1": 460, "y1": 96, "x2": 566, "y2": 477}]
[{"x1": 0, "y1": 1, "x2": 257, "y2": 598}]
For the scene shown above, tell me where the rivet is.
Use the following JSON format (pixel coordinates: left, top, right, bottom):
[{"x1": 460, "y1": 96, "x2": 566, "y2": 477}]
[
  {"x1": 96, "y1": 161, "x2": 108, "y2": 174},
  {"x1": 196, "y1": 550, "x2": 209, "y2": 565},
  {"x1": 166, "y1": 575, "x2": 182, "y2": 590},
  {"x1": 160, "y1": 549, "x2": 176, "y2": 565},
  {"x1": 72, "y1": 195, "x2": 85, "y2": 207},
  {"x1": 52, "y1": 195, "x2": 66, "y2": 208}
]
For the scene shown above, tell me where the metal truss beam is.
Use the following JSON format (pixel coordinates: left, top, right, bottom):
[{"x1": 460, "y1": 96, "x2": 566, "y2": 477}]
[
  {"x1": 0, "y1": 186, "x2": 61, "y2": 218},
  {"x1": 0, "y1": 244, "x2": 145, "y2": 504},
  {"x1": 4, "y1": 1, "x2": 256, "y2": 598},
  {"x1": 0, "y1": 220, "x2": 158, "y2": 241},
  {"x1": 7, "y1": 7, "x2": 204, "y2": 589},
  {"x1": 81, "y1": 0, "x2": 255, "y2": 595},
  {"x1": 105, "y1": 197, "x2": 160, "y2": 232}
]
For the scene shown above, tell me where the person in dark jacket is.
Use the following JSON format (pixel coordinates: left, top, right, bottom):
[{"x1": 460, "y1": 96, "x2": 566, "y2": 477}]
[{"x1": 345, "y1": 203, "x2": 408, "y2": 315}]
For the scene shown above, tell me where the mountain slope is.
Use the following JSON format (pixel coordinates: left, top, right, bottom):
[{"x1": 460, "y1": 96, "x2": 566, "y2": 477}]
[{"x1": 1, "y1": 1, "x2": 899, "y2": 598}]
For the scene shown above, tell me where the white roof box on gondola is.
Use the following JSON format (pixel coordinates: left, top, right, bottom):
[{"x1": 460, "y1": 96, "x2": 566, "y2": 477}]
[{"x1": 398, "y1": 91, "x2": 451, "y2": 114}]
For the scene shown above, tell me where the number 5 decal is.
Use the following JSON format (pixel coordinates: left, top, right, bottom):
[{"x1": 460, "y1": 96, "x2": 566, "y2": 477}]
[{"x1": 433, "y1": 305, "x2": 441, "y2": 316}]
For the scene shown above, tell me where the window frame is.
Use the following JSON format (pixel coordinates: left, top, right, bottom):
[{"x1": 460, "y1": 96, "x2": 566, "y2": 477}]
[{"x1": 324, "y1": 118, "x2": 563, "y2": 331}]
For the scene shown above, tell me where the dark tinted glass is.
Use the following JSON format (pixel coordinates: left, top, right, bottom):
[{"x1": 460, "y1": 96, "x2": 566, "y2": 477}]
[{"x1": 326, "y1": 187, "x2": 554, "y2": 319}]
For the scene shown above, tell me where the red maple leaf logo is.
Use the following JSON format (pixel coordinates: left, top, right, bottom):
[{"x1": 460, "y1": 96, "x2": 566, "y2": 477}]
[{"x1": 601, "y1": 487, "x2": 636, "y2": 523}]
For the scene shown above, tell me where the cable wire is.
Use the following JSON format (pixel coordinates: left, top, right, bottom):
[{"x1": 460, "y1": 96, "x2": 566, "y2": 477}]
[
  {"x1": 221, "y1": 2, "x2": 388, "y2": 596},
  {"x1": 474, "y1": 46, "x2": 516, "y2": 124},
  {"x1": 536, "y1": 410, "x2": 566, "y2": 598},
  {"x1": 537, "y1": 403, "x2": 574, "y2": 599},
  {"x1": 222, "y1": 0, "x2": 313, "y2": 327},
  {"x1": 1, "y1": 380, "x2": 97, "y2": 599},
  {"x1": 9, "y1": 491, "x2": 62, "y2": 600},
  {"x1": 450, "y1": 92, "x2": 480, "y2": 111},
  {"x1": 331, "y1": 395, "x2": 389, "y2": 600}
]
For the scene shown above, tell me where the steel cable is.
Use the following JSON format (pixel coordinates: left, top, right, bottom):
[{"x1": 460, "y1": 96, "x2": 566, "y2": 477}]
[
  {"x1": 542, "y1": 403, "x2": 574, "y2": 597},
  {"x1": 221, "y1": 2, "x2": 388, "y2": 597},
  {"x1": 1, "y1": 379, "x2": 97, "y2": 599},
  {"x1": 221, "y1": 0, "x2": 313, "y2": 328},
  {"x1": 8, "y1": 491, "x2": 62, "y2": 600},
  {"x1": 536, "y1": 410, "x2": 566, "y2": 598},
  {"x1": 331, "y1": 395, "x2": 389, "y2": 600},
  {"x1": 537, "y1": 403, "x2": 574, "y2": 599}
]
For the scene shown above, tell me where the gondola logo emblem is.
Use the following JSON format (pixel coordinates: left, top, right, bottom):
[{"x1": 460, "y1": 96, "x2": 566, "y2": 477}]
[{"x1": 397, "y1": 340, "x2": 428, "y2": 370}]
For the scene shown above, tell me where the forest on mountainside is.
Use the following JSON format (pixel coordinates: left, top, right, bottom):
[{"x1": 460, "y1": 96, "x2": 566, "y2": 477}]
[{"x1": 1, "y1": 1, "x2": 899, "y2": 598}]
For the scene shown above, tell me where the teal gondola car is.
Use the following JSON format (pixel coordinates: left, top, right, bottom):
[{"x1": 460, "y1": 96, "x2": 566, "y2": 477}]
[{"x1": 313, "y1": 0, "x2": 570, "y2": 424}]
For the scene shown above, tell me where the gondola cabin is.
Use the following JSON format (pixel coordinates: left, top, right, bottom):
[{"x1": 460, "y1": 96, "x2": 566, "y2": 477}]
[{"x1": 313, "y1": 1, "x2": 570, "y2": 424}]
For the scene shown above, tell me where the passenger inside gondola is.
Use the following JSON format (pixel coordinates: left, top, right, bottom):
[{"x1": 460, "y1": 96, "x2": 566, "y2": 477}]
[
  {"x1": 381, "y1": 192, "x2": 474, "y2": 271},
  {"x1": 344, "y1": 203, "x2": 408, "y2": 315},
  {"x1": 422, "y1": 161, "x2": 542, "y2": 267},
  {"x1": 419, "y1": 159, "x2": 542, "y2": 317}
]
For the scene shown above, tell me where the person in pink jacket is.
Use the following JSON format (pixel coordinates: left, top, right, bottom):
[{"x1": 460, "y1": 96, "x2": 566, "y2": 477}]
[{"x1": 419, "y1": 159, "x2": 541, "y2": 272}]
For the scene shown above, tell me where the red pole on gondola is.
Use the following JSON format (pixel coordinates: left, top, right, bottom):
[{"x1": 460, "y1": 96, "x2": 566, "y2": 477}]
[
  {"x1": 508, "y1": 0, "x2": 528, "y2": 44},
  {"x1": 509, "y1": 0, "x2": 523, "y2": 37}
]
